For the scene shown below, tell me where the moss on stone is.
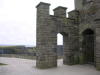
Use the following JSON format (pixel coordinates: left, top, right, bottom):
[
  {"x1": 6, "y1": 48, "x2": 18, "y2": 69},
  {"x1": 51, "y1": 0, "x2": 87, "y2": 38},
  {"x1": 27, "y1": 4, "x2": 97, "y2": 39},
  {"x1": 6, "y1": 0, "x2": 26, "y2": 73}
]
[
  {"x1": 37, "y1": 64, "x2": 57, "y2": 69},
  {"x1": 79, "y1": 54, "x2": 85, "y2": 64},
  {"x1": 74, "y1": 55, "x2": 79, "y2": 64},
  {"x1": 96, "y1": 65, "x2": 100, "y2": 71}
]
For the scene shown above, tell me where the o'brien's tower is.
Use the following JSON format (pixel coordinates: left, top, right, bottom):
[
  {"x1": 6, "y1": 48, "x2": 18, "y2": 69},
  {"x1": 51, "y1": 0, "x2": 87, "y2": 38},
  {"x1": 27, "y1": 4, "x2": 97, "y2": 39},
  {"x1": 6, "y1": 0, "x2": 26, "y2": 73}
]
[{"x1": 36, "y1": 0, "x2": 100, "y2": 70}]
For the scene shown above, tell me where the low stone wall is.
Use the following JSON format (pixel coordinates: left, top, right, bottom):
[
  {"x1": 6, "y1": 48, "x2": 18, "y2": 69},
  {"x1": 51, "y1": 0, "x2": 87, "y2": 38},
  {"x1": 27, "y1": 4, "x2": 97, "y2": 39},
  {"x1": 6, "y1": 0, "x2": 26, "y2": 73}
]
[{"x1": 0, "y1": 54, "x2": 36, "y2": 59}]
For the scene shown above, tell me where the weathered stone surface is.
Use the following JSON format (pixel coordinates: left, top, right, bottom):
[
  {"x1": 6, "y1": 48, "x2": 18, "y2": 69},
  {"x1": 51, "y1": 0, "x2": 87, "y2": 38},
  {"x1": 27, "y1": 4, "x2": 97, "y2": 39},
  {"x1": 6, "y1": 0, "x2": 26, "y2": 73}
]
[{"x1": 36, "y1": 0, "x2": 100, "y2": 70}]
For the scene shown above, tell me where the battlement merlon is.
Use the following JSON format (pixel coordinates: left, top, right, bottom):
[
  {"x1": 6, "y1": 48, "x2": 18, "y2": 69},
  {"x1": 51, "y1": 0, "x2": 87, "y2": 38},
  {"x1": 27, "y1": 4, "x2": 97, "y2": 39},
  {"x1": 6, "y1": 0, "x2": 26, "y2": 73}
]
[
  {"x1": 53, "y1": 6, "x2": 67, "y2": 17},
  {"x1": 68, "y1": 10, "x2": 79, "y2": 21},
  {"x1": 36, "y1": 2, "x2": 51, "y2": 16},
  {"x1": 36, "y1": 2, "x2": 50, "y2": 8}
]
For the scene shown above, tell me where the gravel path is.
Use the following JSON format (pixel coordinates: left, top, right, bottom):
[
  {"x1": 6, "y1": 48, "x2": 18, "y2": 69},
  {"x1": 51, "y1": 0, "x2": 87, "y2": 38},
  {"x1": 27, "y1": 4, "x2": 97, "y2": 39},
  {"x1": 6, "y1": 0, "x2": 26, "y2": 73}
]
[{"x1": 0, "y1": 57, "x2": 100, "y2": 75}]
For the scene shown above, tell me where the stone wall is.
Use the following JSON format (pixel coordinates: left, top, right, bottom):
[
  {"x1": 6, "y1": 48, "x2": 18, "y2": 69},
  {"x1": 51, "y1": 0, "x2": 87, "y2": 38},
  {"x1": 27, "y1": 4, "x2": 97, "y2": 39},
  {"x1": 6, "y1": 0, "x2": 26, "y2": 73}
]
[
  {"x1": 36, "y1": 2, "x2": 79, "y2": 68},
  {"x1": 36, "y1": 0, "x2": 100, "y2": 70}
]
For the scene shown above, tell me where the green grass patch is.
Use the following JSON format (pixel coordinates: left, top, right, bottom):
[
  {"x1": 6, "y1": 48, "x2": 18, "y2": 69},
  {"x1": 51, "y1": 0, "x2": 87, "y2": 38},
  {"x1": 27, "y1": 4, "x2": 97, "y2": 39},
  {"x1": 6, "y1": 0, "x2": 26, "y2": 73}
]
[{"x1": 0, "y1": 63, "x2": 7, "y2": 66}]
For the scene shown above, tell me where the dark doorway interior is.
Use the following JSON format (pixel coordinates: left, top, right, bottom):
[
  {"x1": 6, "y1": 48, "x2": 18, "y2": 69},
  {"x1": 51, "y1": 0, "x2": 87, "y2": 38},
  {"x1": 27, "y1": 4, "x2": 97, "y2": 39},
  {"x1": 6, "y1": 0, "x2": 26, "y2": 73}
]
[{"x1": 82, "y1": 29, "x2": 94, "y2": 64}]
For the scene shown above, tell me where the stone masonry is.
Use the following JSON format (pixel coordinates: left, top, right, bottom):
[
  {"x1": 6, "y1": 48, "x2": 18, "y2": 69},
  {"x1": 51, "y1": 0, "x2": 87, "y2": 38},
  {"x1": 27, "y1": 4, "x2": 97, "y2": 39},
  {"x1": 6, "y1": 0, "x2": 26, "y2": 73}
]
[{"x1": 36, "y1": 0, "x2": 100, "y2": 70}]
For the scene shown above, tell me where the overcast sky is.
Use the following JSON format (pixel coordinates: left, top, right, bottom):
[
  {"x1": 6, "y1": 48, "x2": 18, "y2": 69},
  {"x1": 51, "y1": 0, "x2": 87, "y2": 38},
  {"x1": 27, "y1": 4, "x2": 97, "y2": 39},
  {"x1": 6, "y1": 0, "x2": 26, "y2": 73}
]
[{"x1": 0, "y1": 0, "x2": 74, "y2": 46}]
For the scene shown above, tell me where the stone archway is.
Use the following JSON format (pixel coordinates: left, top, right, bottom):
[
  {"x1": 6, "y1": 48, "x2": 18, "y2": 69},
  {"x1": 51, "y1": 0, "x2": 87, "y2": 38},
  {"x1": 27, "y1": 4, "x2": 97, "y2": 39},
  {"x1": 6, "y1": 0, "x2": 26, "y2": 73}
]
[
  {"x1": 57, "y1": 33, "x2": 63, "y2": 56},
  {"x1": 82, "y1": 29, "x2": 95, "y2": 64},
  {"x1": 57, "y1": 32, "x2": 70, "y2": 65}
]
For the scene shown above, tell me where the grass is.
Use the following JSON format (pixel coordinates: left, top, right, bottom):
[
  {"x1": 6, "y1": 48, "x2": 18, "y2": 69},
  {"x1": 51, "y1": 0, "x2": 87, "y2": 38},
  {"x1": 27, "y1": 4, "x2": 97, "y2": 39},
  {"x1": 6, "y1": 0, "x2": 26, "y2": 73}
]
[{"x1": 0, "y1": 63, "x2": 7, "y2": 66}]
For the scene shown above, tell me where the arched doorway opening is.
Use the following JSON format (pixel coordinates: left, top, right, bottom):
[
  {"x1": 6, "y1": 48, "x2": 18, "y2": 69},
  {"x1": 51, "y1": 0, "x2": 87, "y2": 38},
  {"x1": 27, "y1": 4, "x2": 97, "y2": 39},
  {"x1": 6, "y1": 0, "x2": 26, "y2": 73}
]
[
  {"x1": 82, "y1": 29, "x2": 94, "y2": 64},
  {"x1": 57, "y1": 32, "x2": 69, "y2": 65},
  {"x1": 57, "y1": 33, "x2": 63, "y2": 56}
]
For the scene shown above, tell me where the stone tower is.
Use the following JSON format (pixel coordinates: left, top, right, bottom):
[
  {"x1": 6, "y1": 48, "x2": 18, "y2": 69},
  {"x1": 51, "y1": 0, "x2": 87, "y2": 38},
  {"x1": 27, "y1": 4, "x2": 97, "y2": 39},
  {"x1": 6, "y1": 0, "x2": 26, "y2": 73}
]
[{"x1": 36, "y1": 0, "x2": 100, "y2": 70}]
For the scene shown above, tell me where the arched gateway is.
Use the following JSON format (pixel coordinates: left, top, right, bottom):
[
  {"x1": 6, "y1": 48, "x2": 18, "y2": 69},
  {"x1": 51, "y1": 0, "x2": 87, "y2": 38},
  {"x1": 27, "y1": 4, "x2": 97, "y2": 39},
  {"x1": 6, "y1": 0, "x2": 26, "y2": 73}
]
[
  {"x1": 82, "y1": 29, "x2": 95, "y2": 64},
  {"x1": 36, "y1": 0, "x2": 100, "y2": 70}
]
